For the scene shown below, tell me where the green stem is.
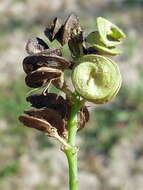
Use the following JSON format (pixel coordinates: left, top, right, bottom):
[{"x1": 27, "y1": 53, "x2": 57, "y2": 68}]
[
  {"x1": 64, "y1": 102, "x2": 82, "y2": 190},
  {"x1": 65, "y1": 148, "x2": 78, "y2": 190}
]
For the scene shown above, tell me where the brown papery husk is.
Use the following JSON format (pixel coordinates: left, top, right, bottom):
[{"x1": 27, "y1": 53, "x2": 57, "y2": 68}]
[
  {"x1": 26, "y1": 93, "x2": 71, "y2": 119},
  {"x1": 19, "y1": 108, "x2": 66, "y2": 137},
  {"x1": 25, "y1": 67, "x2": 62, "y2": 88},
  {"x1": 78, "y1": 106, "x2": 90, "y2": 131},
  {"x1": 23, "y1": 55, "x2": 71, "y2": 74},
  {"x1": 25, "y1": 37, "x2": 49, "y2": 55},
  {"x1": 44, "y1": 17, "x2": 62, "y2": 41},
  {"x1": 61, "y1": 14, "x2": 82, "y2": 45}
]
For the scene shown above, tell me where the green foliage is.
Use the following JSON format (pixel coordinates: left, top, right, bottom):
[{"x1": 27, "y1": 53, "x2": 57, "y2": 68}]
[
  {"x1": 124, "y1": 0, "x2": 143, "y2": 6},
  {"x1": 0, "y1": 79, "x2": 53, "y2": 153},
  {"x1": 0, "y1": 79, "x2": 30, "y2": 124},
  {"x1": 0, "y1": 161, "x2": 19, "y2": 179}
]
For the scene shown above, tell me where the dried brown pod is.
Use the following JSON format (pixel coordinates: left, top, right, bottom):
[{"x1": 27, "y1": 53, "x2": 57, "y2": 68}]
[
  {"x1": 44, "y1": 14, "x2": 83, "y2": 46},
  {"x1": 44, "y1": 17, "x2": 62, "y2": 41},
  {"x1": 25, "y1": 67, "x2": 62, "y2": 88},
  {"x1": 23, "y1": 55, "x2": 71, "y2": 74},
  {"x1": 26, "y1": 93, "x2": 71, "y2": 119},
  {"x1": 68, "y1": 33, "x2": 85, "y2": 57},
  {"x1": 19, "y1": 108, "x2": 66, "y2": 136},
  {"x1": 26, "y1": 37, "x2": 49, "y2": 55},
  {"x1": 61, "y1": 14, "x2": 82, "y2": 45},
  {"x1": 78, "y1": 106, "x2": 89, "y2": 131}
]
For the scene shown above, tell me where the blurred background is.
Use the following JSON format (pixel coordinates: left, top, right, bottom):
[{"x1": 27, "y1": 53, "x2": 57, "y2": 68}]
[{"x1": 0, "y1": 0, "x2": 143, "y2": 190}]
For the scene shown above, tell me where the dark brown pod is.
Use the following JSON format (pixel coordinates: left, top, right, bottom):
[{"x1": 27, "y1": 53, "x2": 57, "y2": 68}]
[
  {"x1": 23, "y1": 55, "x2": 71, "y2": 74},
  {"x1": 19, "y1": 108, "x2": 66, "y2": 136},
  {"x1": 44, "y1": 14, "x2": 82, "y2": 46},
  {"x1": 19, "y1": 114, "x2": 53, "y2": 133},
  {"x1": 25, "y1": 67, "x2": 62, "y2": 88},
  {"x1": 25, "y1": 37, "x2": 49, "y2": 55},
  {"x1": 26, "y1": 93, "x2": 71, "y2": 119},
  {"x1": 78, "y1": 106, "x2": 89, "y2": 131},
  {"x1": 61, "y1": 14, "x2": 82, "y2": 45},
  {"x1": 68, "y1": 33, "x2": 85, "y2": 57},
  {"x1": 44, "y1": 17, "x2": 62, "y2": 41}
]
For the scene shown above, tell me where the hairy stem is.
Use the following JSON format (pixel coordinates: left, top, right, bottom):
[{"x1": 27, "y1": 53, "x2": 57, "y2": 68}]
[{"x1": 64, "y1": 102, "x2": 82, "y2": 190}]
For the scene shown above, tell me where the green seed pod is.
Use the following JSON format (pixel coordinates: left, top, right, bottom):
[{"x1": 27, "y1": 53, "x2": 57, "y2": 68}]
[
  {"x1": 86, "y1": 31, "x2": 122, "y2": 55},
  {"x1": 72, "y1": 55, "x2": 122, "y2": 104},
  {"x1": 96, "y1": 17, "x2": 126, "y2": 47}
]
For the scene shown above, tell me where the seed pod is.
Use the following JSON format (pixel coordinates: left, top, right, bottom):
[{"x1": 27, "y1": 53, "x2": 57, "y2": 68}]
[
  {"x1": 61, "y1": 14, "x2": 82, "y2": 45},
  {"x1": 96, "y1": 17, "x2": 126, "y2": 47},
  {"x1": 44, "y1": 17, "x2": 62, "y2": 41},
  {"x1": 26, "y1": 93, "x2": 71, "y2": 119},
  {"x1": 78, "y1": 106, "x2": 89, "y2": 130},
  {"x1": 44, "y1": 14, "x2": 83, "y2": 46},
  {"x1": 86, "y1": 31, "x2": 122, "y2": 55},
  {"x1": 25, "y1": 67, "x2": 62, "y2": 88},
  {"x1": 72, "y1": 54, "x2": 122, "y2": 104},
  {"x1": 19, "y1": 108, "x2": 66, "y2": 137},
  {"x1": 23, "y1": 55, "x2": 71, "y2": 74},
  {"x1": 68, "y1": 31, "x2": 85, "y2": 57},
  {"x1": 25, "y1": 37, "x2": 49, "y2": 55},
  {"x1": 90, "y1": 44, "x2": 122, "y2": 56}
]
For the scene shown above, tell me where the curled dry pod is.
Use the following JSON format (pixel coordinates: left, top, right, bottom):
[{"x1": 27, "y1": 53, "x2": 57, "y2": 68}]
[
  {"x1": 26, "y1": 37, "x2": 49, "y2": 55},
  {"x1": 72, "y1": 54, "x2": 122, "y2": 104},
  {"x1": 44, "y1": 14, "x2": 82, "y2": 46},
  {"x1": 78, "y1": 106, "x2": 89, "y2": 131},
  {"x1": 19, "y1": 108, "x2": 66, "y2": 137},
  {"x1": 68, "y1": 30, "x2": 85, "y2": 57},
  {"x1": 26, "y1": 93, "x2": 71, "y2": 119},
  {"x1": 23, "y1": 55, "x2": 71, "y2": 74},
  {"x1": 61, "y1": 14, "x2": 82, "y2": 45},
  {"x1": 96, "y1": 17, "x2": 126, "y2": 47},
  {"x1": 25, "y1": 67, "x2": 62, "y2": 88},
  {"x1": 44, "y1": 17, "x2": 62, "y2": 42},
  {"x1": 86, "y1": 31, "x2": 122, "y2": 55}
]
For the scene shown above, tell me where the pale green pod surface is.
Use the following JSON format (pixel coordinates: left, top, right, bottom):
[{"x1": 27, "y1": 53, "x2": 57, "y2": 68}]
[
  {"x1": 72, "y1": 55, "x2": 122, "y2": 104},
  {"x1": 97, "y1": 17, "x2": 126, "y2": 47},
  {"x1": 91, "y1": 44, "x2": 122, "y2": 56},
  {"x1": 86, "y1": 31, "x2": 123, "y2": 55}
]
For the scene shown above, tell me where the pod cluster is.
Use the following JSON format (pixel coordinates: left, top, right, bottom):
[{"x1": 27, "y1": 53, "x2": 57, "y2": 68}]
[
  {"x1": 19, "y1": 14, "x2": 90, "y2": 137},
  {"x1": 19, "y1": 14, "x2": 125, "y2": 136}
]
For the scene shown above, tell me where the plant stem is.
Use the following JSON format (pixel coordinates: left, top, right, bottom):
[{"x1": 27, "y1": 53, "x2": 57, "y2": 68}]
[{"x1": 64, "y1": 102, "x2": 82, "y2": 190}]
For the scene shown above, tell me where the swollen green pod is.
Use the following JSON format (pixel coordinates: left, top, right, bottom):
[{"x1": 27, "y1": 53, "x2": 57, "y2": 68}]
[
  {"x1": 96, "y1": 17, "x2": 126, "y2": 47},
  {"x1": 86, "y1": 31, "x2": 122, "y2": 55},
  {"x1": 72, "y1": 54, "x2": 122, "y2": 104}
]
